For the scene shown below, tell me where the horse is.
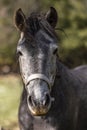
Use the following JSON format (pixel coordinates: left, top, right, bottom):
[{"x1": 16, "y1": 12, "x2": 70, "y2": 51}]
[{"x1": 14, "y1": 7, "x2": 87, "y2": 130}]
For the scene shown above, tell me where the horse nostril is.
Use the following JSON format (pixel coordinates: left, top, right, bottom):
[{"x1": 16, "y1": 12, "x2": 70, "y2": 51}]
[
  {"x1": 28, "y1": 96, "x2": 36, "y2": 107},
  {"x1": 43, "y1": 94, "x2": 51, "y2": 106},
  {"x1": 28, "y1": 96, "x2": 32, "y2": 105}
]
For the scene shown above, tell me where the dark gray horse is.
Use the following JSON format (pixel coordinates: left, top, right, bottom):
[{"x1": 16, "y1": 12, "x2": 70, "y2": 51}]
[{"x1": 15, "y1": 7, "x2": 87, "y2": 130}]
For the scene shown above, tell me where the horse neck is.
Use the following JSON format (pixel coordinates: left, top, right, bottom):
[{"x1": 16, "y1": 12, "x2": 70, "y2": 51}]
[
  {"x1": 56, "y1": 59, "x2": 70, "y2": 79},
  {"x1": 52, "y1": 59, "x2": 78, "y2": 99},
  {"x1": 51, "y1": 59, "x2": 73, "y2": 97}
]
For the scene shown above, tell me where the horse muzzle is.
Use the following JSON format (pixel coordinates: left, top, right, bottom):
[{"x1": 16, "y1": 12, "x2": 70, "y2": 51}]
[
  {"x1": 27, "y1": 92, "x2": 52, "y2": 116},
  {"x1": 26, "y1": 73, "x2": 54, "y2": 116}
]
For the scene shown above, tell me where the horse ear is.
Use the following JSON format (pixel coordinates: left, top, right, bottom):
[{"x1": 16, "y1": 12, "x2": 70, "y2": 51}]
[
  {"x1": 45, "y1": 7, "x2": 58, "y2": 28},
  {"x1": 14, "y1": 8, "x2": 26, "y2": 31}
]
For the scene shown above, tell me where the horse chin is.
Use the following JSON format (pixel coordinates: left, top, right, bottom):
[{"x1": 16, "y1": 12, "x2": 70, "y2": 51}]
[{"x1": 27, "y1": 103, "x2": 51, "y2": 116}]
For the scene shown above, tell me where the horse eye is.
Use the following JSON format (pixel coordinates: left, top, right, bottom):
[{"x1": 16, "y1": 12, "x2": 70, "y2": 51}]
[{"x1": 53, "y1": 48, "x2": 58, "y2": 55}]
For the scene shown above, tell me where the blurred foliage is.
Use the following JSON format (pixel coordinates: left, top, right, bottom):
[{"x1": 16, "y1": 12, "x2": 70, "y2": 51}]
[
  {"x1": 0, "y1": 75, "x2": 22, "y2": 130},
  {"x1": 0, "y1": 0, "x2": 87, "y2": 71}
]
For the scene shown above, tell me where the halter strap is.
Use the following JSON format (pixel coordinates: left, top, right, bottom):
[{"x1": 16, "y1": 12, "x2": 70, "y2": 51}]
[{"x1": 26, "y1": 74, "x2": 51, "y2": 89}]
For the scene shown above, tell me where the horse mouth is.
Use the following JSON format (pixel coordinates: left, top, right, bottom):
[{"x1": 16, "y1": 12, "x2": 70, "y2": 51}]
[{"x1": 28, "y1": 105, "x2": 50, "y2": 116}]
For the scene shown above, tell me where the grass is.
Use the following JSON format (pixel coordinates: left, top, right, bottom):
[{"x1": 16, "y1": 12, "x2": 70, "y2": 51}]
[{"x1": 0, "y1": 74, "x2": 22, "y2": 130}]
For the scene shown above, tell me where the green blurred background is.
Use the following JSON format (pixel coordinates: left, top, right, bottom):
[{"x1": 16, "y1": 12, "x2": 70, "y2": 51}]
[{"x1": 0, "y1": 0, "x2": 87, "y2": 129}]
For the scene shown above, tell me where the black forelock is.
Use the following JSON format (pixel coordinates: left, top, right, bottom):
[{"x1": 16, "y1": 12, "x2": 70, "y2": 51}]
[
  {"x1": 25, "y1": 12, "x2": 58, "y2": 40},
  {"x1": 26, "y1": 12, "x2": 41, "y2": 35}
]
